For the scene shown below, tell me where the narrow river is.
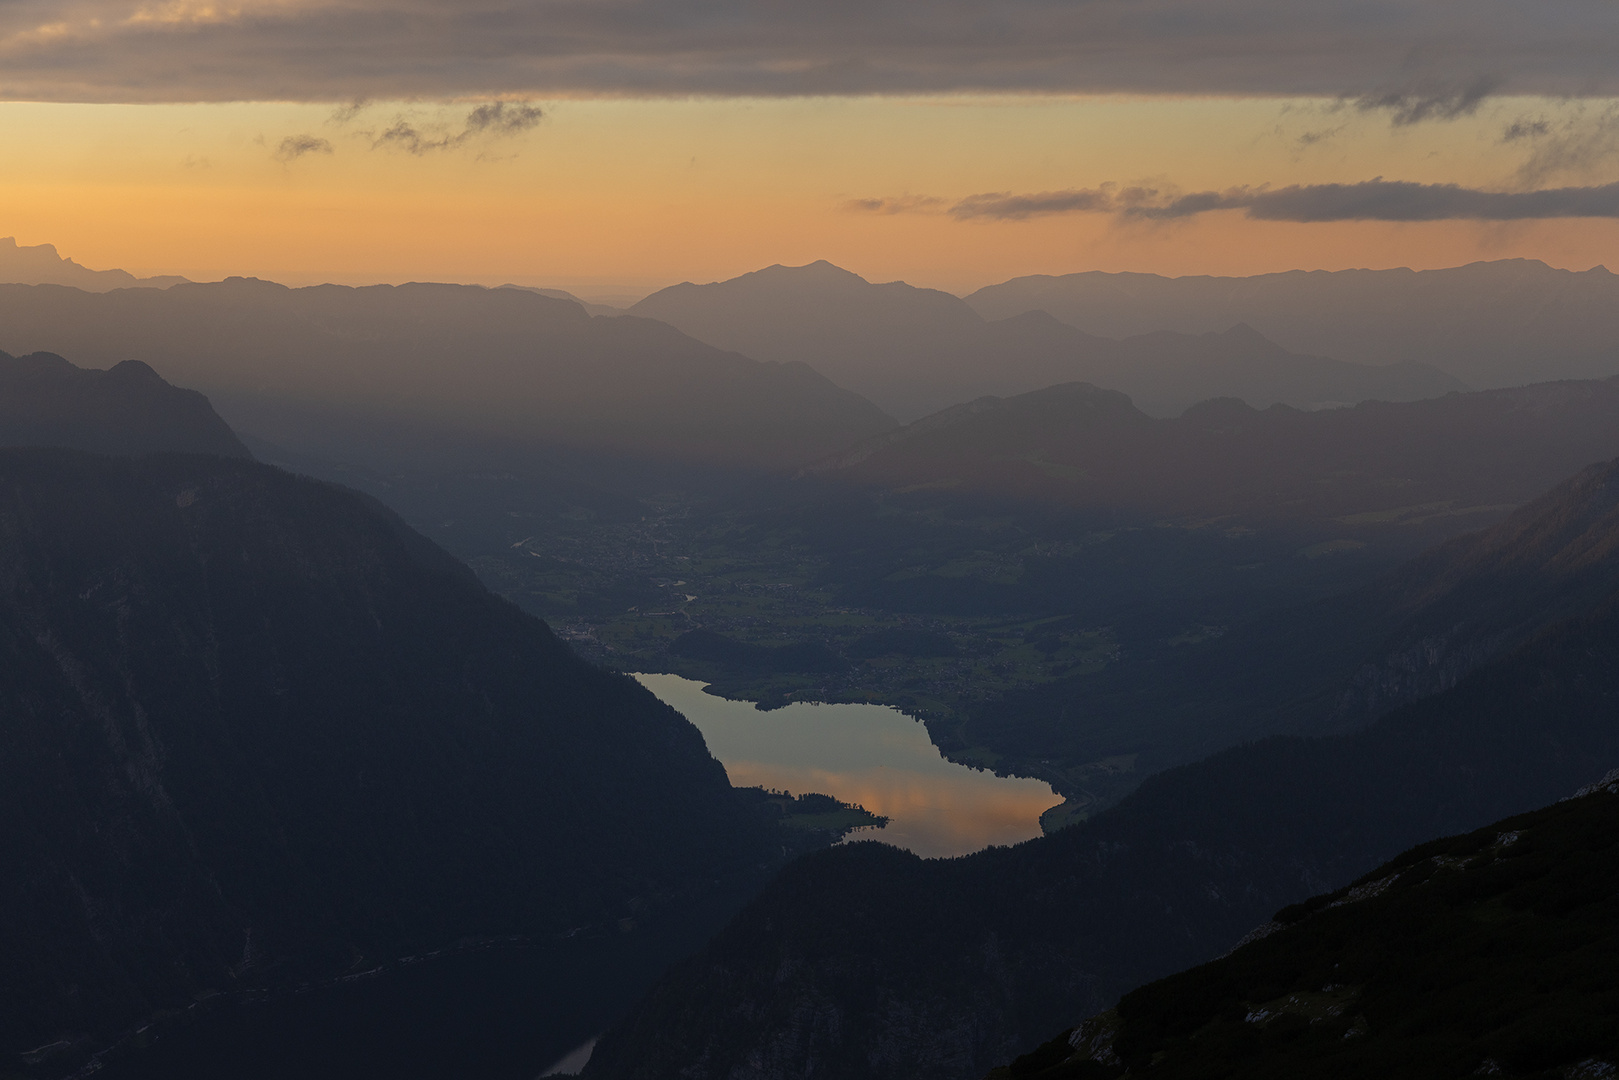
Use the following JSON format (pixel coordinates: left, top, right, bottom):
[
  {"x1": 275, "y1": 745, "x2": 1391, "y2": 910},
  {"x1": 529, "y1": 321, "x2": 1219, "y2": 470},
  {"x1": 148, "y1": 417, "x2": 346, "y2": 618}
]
[{"x1": 634, "y1": 673, "x2": 1062, "y2": 859}]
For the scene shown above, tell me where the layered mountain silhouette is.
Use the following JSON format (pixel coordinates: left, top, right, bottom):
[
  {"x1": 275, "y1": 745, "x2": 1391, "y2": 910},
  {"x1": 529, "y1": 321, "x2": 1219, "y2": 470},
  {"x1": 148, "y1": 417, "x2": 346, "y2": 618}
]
[
  {"x1": 581, "y1": 457, "x2": 1619, "y2": 1080},
  {"x1": 966, "y1": 259, "x2": 1619, "y2": 390},
  {"x1": 810, "y1": 376, "x2": 1619, "y2": 544},
  {"x1": 1003, "y1": 774, "x2": 1619, "y2": 1079},
  {"x1": 631, "y1": 261, "x2": 1462, "y2": 422},
  {"x1": 0, "y1": 449, "x2": 786, "y2": 1078},
  {"x1": 498, "y1": 284, "x2": 628, "y2": 318},
  {"x1": 960, "y1": 443, "x2": 1619, "y2": 801},
  {"x1": 0, "y1": 279, "x2": 895, "y2": 470},
  {"x1": 0, "y1": 237, "x2": 185, "y2": 291},
  {"x1": 0, "y1": 350, "x2": 248, "y2": 458}
]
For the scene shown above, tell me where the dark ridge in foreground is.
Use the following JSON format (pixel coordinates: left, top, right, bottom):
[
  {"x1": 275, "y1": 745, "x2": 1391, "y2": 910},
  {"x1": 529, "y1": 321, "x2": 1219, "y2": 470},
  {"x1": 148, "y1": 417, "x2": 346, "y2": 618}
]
[
  {"x1": 1003, "y1": 774, "x2": 1619, "y2": 1080},
  {"x1": 0, "y1": 350, "x2": 249, "y2": 458},
  {"x1": 582, "y1": 460, "x2": 1619, "y2": 1080},
  {"x1": 0, "y1": 450, "x2": 777, "y2": 1078}
]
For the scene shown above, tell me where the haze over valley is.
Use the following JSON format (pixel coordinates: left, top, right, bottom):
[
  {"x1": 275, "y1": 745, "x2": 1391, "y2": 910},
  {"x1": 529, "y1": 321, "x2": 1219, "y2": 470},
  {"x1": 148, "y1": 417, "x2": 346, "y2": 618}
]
[{"x1": 6, "y1": 4, "x2": 1619, "y2": 1073}]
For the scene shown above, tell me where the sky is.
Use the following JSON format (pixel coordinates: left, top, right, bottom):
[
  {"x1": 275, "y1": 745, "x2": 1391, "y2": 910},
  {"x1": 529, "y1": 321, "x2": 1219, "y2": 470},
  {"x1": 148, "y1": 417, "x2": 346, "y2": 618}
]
[{"x1": 4, "y1": 0, "x2": 1619, "y2": 297}]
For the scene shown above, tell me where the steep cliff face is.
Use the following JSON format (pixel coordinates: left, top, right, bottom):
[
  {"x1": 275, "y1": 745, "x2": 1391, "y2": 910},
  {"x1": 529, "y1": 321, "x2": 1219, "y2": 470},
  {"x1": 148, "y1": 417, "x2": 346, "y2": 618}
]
[{"x1": 0, "y1": 449, "x2": 774, "y2": 1076}]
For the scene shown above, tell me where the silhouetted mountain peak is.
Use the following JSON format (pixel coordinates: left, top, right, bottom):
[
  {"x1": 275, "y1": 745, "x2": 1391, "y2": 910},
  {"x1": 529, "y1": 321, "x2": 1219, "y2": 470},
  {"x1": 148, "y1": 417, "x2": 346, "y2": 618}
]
[
  {"x1": 0, "y1": 349, "x2": 250, "y2": 458},
  {"x1": 1217, "y1": 321, "x2": 1271, "y2": 345},
  {"x1": 0, "y1": 237, "x2": 187, "y2": 291},
  {"x1": 740, "y1": 260, "x2": 871, "y2": 289},
  {"x1": 202, "y1": 275, "x2": 294, "y2": 294},
  {"x1": 103, "y1": 357, "x2": 166, "y2": 385}
]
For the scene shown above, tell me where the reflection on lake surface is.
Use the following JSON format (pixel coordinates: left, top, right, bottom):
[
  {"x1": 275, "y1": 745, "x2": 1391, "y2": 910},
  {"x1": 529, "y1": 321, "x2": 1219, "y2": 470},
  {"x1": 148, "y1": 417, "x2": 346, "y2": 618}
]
[{"x1": 634, "y1": 673, "x2": 1062, "y2": 859}]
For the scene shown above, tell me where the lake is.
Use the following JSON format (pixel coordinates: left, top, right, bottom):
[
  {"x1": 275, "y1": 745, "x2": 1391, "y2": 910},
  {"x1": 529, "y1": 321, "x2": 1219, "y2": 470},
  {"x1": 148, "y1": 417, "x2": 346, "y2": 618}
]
[{"x1": 634, "y1": 673, "x2": 1062, "y2": 859}]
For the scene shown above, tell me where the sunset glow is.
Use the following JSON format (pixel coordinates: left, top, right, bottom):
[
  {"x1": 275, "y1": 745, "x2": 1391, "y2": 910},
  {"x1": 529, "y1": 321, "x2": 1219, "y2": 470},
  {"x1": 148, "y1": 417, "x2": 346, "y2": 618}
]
[{"x1": 7, "y1": 94, "x2": 1619, "y2": 295}]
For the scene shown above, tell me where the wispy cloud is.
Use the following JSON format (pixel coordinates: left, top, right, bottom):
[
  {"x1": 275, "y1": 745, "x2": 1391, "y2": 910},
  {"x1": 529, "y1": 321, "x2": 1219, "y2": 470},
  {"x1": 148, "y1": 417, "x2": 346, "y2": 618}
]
[
  {"x1": 880, "y1": 179, "x2": 1619, "y2": 223},
  {"x1": 367, "y1": 101, "x2": 544, "y2": 154},
  {"x1": 1503, "y1": 105, "x2": 1619, "y2": 185},
  {"x1": 1351, "y1": 76, "x2": 1503, "y2": 126},
  {"x1": 273, "y1": 133, "x2": 332, "y2": 161},
  {"x1": 842, "y1": 195, "x2": 946, "y2": 215},
  {"x1": 949, "y1": 189, "x2": 1119, "y2": 220},
  {"x1": 463, "y1": 101, "x2": 544, "y2": 136}
]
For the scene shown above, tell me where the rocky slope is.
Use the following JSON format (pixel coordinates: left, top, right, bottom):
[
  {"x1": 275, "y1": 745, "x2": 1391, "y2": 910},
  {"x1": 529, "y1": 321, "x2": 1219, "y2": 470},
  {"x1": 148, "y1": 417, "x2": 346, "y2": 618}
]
[
  {"x1": 0, "y1": 449, "x2": 780, "y2": 1078},
  {"x1": 1000, "y1": 772, "x2": 1619, "y2": 1079}
]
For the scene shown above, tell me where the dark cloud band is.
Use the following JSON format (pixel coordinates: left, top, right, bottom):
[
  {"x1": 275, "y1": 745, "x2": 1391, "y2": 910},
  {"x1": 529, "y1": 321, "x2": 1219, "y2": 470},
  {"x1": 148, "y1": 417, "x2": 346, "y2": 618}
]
[
  {"x1": 934, "y1": 180, "x2": 1619, "y2": 222},
  {"x1": 0, "y1": 0, "x2": 1612, "y2": 102}
]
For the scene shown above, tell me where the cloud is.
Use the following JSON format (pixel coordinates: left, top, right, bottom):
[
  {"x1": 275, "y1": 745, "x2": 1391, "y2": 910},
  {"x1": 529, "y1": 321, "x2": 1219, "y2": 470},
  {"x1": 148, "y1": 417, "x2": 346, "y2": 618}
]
[
  {"x1": 843, "y1": 195, "x2": 946, "y2": 215},
  {"x1": 0, "y1": 0, "x2": 1613, "y2": 103},
  {"x1": 1295, "y1": 125, "x2": 1346, "y2": 147},
  {"x1": 367, "y1": 102, "x2": 545, "y2": 154},
  {"x1": 949, "y1": 189, "x2": 1119, "y2": 220},
  {"x1": 1503, "y1": 105, "x2": 1619, "y2": 185},
  {"x1": 464, "y1": 101, "x2": 544, "y2": 136},
  {"x1": 273, "y1": 133, "x2": 332, "y2": 161},
  {"x1": 935, "y1": 179, "x2": 1619, "y2": 222},
  {"x1": 1352, "y1": 76, "x2": 1503, "y2": 126},
  {"x1": 329, "y1": 98, "x2": 369, "y2": 124}
]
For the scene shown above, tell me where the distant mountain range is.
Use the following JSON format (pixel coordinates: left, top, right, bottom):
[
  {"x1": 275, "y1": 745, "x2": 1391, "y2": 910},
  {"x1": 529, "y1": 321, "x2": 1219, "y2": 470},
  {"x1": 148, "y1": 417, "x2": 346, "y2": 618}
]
[
  {"x1": 498, "y1": 284, "x2": 628, "y2": 318},
  {"x1": 966, "y1": 259, "x2": 1619, "y2": 390},
  {"x1": 0, "y1": 237, "x2": 186, "y2": 291},
  {"x1": 0, "y1": 350, "x2": 248, "y2": 458},
  {"x1": 810, "y1": 375, "x2": 1619, "y2": 541},
  {"x1": 0, "y1": 279, "x2": 896, "y2": 470},
  {"x1": 582, "y1": 456, "x2": 1619, "y2": 1080},
  {"x1": 632, "y1": 261, "x2": 1464, "y2": 422},
  {"x1": 958, "y1": 432, "x2": 1619, "y2": 807}
]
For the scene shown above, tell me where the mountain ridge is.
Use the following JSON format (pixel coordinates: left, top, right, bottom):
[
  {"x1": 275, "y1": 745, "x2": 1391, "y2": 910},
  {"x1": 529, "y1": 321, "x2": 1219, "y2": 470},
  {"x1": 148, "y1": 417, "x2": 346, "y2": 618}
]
[
  {"x1": 0, "y1": 279, "x2": 897, "y2": 470},
  {"x1": 965, "y1": 259, "x2": 1619, "y2": 390},
  {"x1": 0, "y1": 449, "x2": 784, "y2": 1077},
  {"x1": 0, "y1": 237, "x2": 186, "y2": 291},
  {"x1": 0, "y1": 349, "x2": 249, "y2": 459},
  {"x1": 631, "y1": 261, "x2": 1462, "y2": 422}
]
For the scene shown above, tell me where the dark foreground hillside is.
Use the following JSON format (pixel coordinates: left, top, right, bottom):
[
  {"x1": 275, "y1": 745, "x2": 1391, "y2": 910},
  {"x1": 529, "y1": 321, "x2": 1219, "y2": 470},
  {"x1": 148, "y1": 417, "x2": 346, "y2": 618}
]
[
  {"x1": 0, "y1": 449, "x2": 780, "y2": 1079},
  {"x1": 1004, "y1": 773, "x2": 1619, "y2": 1080},
  {"x1": 582, "y1": 460, "x2": 1619, "y2": 1080}
]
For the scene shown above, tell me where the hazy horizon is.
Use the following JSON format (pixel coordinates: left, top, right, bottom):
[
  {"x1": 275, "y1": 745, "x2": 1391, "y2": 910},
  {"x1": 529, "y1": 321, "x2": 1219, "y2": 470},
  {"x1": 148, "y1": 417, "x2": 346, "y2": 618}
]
[
  {"x1": 7, "y1": 234, "x2": 1616, "y2": 304},
  {"x1": 7, "y1": 1, "x2": 1619, "y2": 1077}
]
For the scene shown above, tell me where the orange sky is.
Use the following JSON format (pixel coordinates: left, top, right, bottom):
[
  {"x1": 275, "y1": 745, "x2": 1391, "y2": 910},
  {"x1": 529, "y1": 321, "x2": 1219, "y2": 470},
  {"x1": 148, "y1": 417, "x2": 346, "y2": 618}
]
[{"x1": 4, "y1": 94, "x2": 1617, "y2": 298}]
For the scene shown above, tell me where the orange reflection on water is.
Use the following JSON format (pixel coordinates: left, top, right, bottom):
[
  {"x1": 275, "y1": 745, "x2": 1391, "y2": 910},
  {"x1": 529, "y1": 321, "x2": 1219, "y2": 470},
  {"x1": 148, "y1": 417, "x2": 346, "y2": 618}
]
[
  {"x1": 725, "y1": 762, "x2": 1063, "y2": 857},
  {"x1": 635, "y1": 674, "x2": 1062, "y2": 859}
]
